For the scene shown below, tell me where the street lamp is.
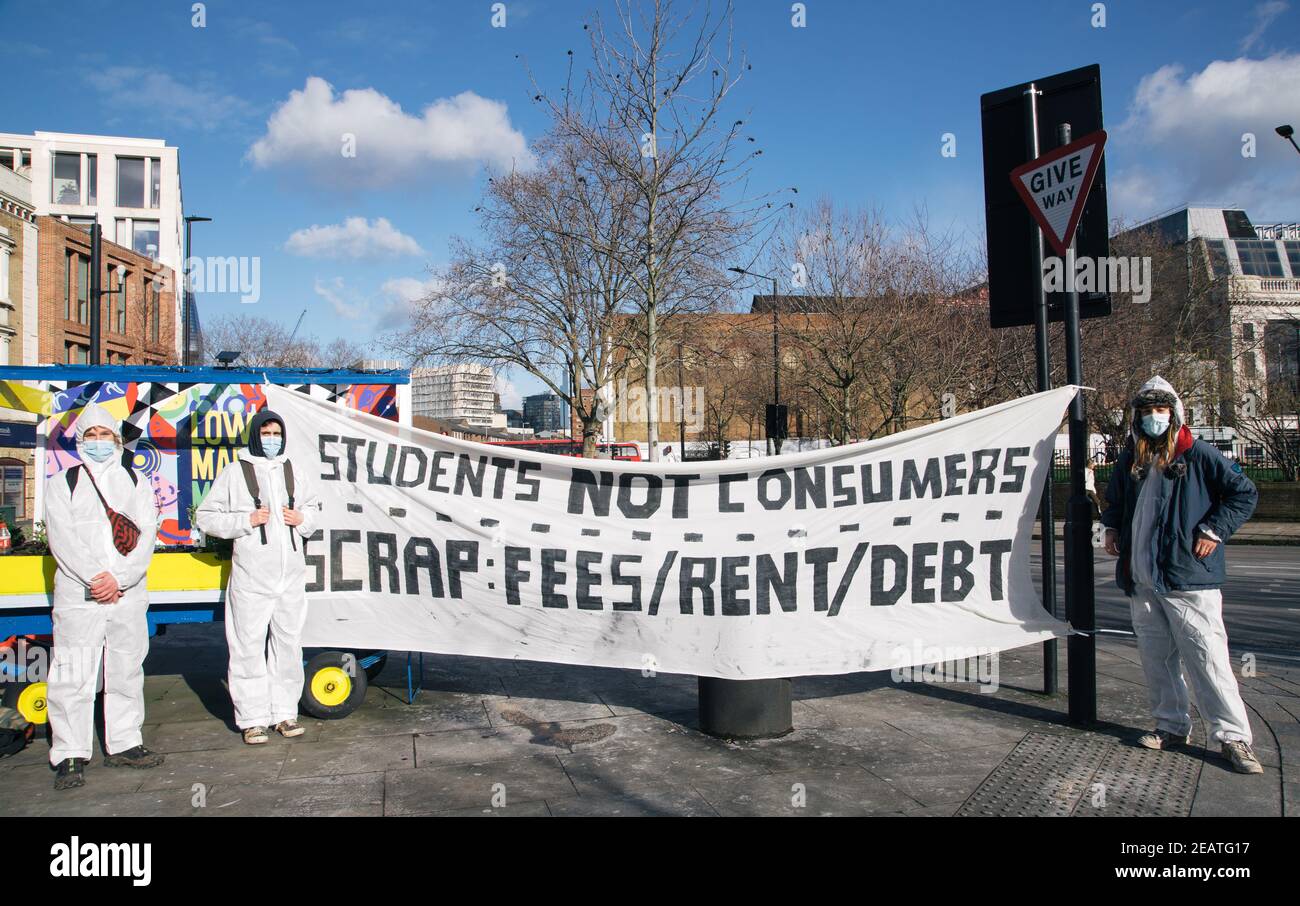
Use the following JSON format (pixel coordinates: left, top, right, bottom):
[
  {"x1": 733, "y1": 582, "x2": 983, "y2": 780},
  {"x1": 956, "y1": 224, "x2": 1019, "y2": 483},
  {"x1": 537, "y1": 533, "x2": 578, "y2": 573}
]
[
  {"x1": 729, "y1": 266, "x2": 785, "y2": 454},
  {"x1": 183, "y1": 215, "x2": 213, "y2": 366},
  {"x1": 1277, "y1": 125, "x2": 1300, "y2": 156}
]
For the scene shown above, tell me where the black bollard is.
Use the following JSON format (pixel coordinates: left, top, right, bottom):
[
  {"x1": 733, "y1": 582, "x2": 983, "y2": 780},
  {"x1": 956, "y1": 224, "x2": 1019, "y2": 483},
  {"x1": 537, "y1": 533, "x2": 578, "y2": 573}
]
[{"x1": 698, "y1": 677, "x2": 793, "y2": 739}]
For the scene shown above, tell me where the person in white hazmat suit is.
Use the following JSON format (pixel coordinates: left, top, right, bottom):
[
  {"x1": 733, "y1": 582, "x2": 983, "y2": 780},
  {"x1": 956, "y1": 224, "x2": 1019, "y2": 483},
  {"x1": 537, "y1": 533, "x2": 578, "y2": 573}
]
[
  {"x1": 45, "y1": 401, "x2": 163, "y2": 790},
  {"x1": 195, "y1": 409, "x2": 320, "y2": 745},
  {"x1": 1101, "y1": 377, "x2": 1262, "y2": 774}
]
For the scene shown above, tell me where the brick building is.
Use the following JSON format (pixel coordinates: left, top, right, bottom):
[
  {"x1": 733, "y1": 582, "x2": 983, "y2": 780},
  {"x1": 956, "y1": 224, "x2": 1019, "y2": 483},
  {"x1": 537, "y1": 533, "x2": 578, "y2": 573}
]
[
  {"x1": 36, "y1": 215, "x2": 177, "y2": 366},
  {"x1": 0, "y1": 166, "x2": 38, "y2": 524}
]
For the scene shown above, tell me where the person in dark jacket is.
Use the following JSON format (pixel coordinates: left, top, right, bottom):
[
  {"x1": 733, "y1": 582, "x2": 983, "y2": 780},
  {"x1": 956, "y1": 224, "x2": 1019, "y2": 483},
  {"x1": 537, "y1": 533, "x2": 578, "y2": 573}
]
[{"x1": 1100, "y1": 376, "x2": 1262, "y2": 774}]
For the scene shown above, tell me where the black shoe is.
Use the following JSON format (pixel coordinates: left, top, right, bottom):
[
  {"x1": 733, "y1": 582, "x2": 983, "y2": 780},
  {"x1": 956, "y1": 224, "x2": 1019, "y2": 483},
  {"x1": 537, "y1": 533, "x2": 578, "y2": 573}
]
[
  {"x1": 53, "y1": 758, "x2": 86, "y2": 790},
  {"x1": 103, "y1": 745, "x2": 165, "y2": 769}
]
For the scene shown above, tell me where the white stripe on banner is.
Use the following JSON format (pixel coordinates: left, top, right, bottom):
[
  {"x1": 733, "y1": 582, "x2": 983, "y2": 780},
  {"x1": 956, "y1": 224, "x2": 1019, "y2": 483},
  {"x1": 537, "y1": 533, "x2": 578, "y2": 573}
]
[{"x1": 269, "y1": 384, "x2": 1077, "y2": 679}]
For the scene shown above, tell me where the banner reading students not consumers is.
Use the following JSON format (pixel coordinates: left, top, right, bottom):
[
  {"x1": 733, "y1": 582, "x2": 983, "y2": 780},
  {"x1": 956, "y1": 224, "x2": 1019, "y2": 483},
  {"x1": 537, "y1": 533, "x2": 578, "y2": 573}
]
[{"x1": 266, "y1": 384, "x2": 1077, "y2": 679}]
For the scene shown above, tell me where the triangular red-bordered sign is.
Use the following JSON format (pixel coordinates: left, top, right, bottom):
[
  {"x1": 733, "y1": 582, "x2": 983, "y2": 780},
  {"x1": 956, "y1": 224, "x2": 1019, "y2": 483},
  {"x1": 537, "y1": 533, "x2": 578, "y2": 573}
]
[{"x1": 1009, "y1": 129, "x2": 1107, "y2": 257}]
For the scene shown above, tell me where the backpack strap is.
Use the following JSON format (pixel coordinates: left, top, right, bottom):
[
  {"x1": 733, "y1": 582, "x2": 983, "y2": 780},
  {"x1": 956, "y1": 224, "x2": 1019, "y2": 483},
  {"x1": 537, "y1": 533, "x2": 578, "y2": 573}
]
[
  {"x1": 120, "y1": 449, "x2": 138, "y2": 485},
  {"x1": 282, "y1": 461, "x2": 297, "y2": 551},
  {"x1": 239, "y1": 458, "x2": 268, "y2": 545}
]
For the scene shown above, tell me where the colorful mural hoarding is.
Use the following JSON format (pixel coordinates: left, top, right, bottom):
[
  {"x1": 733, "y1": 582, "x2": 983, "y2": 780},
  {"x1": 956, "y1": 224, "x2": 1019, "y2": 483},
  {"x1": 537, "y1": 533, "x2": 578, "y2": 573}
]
[{"x1": 39, "y1": 380, "x2": 398, "y2": 546}]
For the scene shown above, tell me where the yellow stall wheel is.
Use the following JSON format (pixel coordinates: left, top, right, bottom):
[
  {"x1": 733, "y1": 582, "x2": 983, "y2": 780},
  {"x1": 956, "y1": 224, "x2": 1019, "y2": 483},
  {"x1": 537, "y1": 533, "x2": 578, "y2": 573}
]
[
  {"x1": 18, "y1": 682, "x2": 47, "y2": 724},
  {"x1": 311, "y1": 667, "x2": 351, "y2": 707},
  {"x1": 2, "y1": 680, "x2": 48, "y2": 725},
  {"x1": 300, "y1": 651, "x2": 368, "y2": 720}
]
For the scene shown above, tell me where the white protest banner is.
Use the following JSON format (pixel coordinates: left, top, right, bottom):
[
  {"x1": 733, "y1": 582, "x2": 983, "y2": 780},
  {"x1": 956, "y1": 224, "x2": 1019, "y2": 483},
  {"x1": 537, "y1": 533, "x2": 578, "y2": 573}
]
[{"x1": 266, "y1": 384, "x2": 1076, "y2": 679}]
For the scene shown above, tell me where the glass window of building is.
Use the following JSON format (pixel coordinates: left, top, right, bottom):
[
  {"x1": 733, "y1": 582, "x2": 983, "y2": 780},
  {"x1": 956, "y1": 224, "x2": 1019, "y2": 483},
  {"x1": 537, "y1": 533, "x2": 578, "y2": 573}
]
[
  {"x1": 1234, "y1": 239, "x2": 1284, "y2": 277},
  {"x1": 133, "y1": 220, "x2": 160, "y2": 259},
  {"x1": 1204, "y1": 240, "x2": 1231, "y2": 277},
  {"x1": 117, "y1": 157, "x2": 145, "y2": 208},
  {"x1": 52, "y1": 151, "x2": 81, "y2": 204},
  {"x1": 115, "y1": 270, "x2": 129, "y2": 333},
  {"x1": 66, "y1": 342, "x2": 88, "y2": 364},
  {"x1": 87, "y1": 153, "x2": 97, "y2": 205},
  {"x1": 0, "y1": 461, "x2": 25, "y2": 520},
  {"x1": 150, "y1": 282, "x2": 161, "y2": 342},
  {"x1": 77, "y1": 255, "x2": 90, "y2": 324},
  {"x1": 149, "y1": 158, "x2": 161, "y2": 208},
  {"x1": 115, "y1": 218, "x2": 130, "y2": 246},
  {"x1": 1284, "y1": 241, "x2": 1300, "y2": 278}
]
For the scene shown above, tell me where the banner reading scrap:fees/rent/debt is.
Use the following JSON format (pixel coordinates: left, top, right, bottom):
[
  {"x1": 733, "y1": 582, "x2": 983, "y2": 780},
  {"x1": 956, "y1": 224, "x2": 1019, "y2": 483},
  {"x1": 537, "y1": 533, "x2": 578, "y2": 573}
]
[{"x1": 267, "y1": 384, "x2": 1076, "y2": 679}]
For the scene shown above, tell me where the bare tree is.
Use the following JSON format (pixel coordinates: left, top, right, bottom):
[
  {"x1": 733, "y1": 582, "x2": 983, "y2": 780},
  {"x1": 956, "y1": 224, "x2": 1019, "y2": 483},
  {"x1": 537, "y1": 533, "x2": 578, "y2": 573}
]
[
  {"x1": 202, "y1": 314, "x2": 368, "y2": 370},
  {"x1": 387, "y1": 134, "x2": 639, "y2": 457},
  {"x1": 541, "y1": 0, "x2": 791, "y2": 458},
  {"x1": 201, "y1": 314, "x2": 317, "y2": 368},
  {"x1": 768, "y1": 200, "x2": 983, "y2": 443}
]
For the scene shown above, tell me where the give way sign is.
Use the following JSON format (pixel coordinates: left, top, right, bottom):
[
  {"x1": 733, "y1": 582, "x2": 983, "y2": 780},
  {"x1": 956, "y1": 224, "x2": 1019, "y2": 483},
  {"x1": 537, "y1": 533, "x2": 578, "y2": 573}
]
[{"x1": 1009, "y1": 130, "x2": 1107, "y2": 257}]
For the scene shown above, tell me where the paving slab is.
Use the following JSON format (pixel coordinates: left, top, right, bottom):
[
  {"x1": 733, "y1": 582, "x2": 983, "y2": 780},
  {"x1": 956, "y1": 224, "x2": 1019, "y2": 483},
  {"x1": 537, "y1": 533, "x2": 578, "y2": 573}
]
[
  {"x1": 315, "y1": 690, "x2": 490, "y2": 739},
  {"x1": 426, "y1": 800, "x2": 554, "y2": 817},
  {"x1": 546, "y1": 786, "x2": 718, "y2": 816},
  {"x1": 278, "y1": 734, "x2": 416, "y2": 779},
  {"x1": 692, "y1": 765, "x2": 921, "y2": 816},
  {"x1": 384, "y1": 755, "x2": 577, "y2": 815},
  {"x1": 201, "y1": 772, "x2": 386, "y2": 817},
  {"x1": 137, "y1": 743, "x2": 289, "y2": 792}
]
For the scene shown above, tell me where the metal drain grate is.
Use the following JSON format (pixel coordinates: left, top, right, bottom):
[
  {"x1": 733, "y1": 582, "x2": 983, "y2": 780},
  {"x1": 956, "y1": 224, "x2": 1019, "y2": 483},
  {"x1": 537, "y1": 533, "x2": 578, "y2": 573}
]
[
  {"x1": 955, "y1": 732, "x2": 1201, "y2": 817},
  {"x1": 1073, "y1": 744, "x2": 1200, "y2": 817},
  {"x1": 957, "y1": 733, "x2": 1113, "y2": 817}
]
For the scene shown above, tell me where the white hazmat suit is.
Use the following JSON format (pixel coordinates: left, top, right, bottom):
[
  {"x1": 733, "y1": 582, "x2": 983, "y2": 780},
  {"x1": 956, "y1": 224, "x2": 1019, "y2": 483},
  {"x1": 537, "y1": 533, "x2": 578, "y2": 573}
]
[
  {"x1": 45, "y1": 402, "x2": 159, "y2": 764},
  {"x1": 195, "y1": 411, "x2": 319, "y2": 729}
]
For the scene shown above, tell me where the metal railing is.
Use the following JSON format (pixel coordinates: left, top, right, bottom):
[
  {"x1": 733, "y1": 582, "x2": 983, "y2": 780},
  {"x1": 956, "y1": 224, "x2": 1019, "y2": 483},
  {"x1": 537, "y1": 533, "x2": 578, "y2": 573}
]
[{"x1": 1052, "y1": 443, "x2": 1295, "y2": 483}]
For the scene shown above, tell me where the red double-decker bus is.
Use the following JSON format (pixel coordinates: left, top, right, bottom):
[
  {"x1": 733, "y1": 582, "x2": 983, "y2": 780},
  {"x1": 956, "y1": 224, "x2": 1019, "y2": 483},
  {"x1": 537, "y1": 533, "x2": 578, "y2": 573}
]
[{"x1": 487, "y1": 438, "x2": 642, "y2": 461}]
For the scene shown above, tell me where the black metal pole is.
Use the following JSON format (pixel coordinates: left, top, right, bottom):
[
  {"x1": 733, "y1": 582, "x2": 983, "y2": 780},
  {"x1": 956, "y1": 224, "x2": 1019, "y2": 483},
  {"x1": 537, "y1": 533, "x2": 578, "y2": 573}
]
[
  {"x1": 772, "y1": 276, "x2": 783, "y2": 455},
  {"x1": 677, "y1": 341, "x2": 686, "y2": 459},
  {"x1": 183, "y1": 218, "x2": 190, "y2": 366},
  {"x1": 700, "y1": 271, "x2": 792, "y2": 740},
  {"x1": 1024, "y1": 83, "x2": 1058, "y2": 695},
  {"x1": 89, "y1": 222, "x2": 102, "y2": 365},
  {"x1": 1057, "y1": 122, "x2": 1097, "y2": 725}
]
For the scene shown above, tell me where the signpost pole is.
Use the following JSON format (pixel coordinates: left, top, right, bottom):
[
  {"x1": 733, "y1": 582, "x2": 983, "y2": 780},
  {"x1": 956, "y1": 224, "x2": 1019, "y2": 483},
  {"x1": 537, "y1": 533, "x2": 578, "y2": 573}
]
[
  {"x1": 1024, "y1": 83, "x2": 1058, "y2": 696},
  {"x1": 1055, "y1": 122, "x2": 1098, "y2": 724}
]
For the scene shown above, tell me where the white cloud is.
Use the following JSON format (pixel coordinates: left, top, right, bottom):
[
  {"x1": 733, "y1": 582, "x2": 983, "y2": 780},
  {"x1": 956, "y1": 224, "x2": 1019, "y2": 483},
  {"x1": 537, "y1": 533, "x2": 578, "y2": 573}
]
[
  {"x1": 1113, "y1": 53, "x2": 1300, "y2": 220},
  {"x1": 313, "y1": 277, "x2": 368, "y2": 320},
  {"x1": 246, "y1": 77, "x2": 535, "y2": 187},
  {"x1": 1241, "y1": 1, "x2": 1288, "y2": 52},
  {"x1": 233, "y1": 18, "x2": 299, "y2": 54},
  {"x1": 85, "y1": 67, "x2": 251, "y2": 131},
  {"x1": 285, "y1": 217, "x2": 424, "y2": 260},
  {"x1": 376, "y1": 275, "x2": 441, "y2": 330}
]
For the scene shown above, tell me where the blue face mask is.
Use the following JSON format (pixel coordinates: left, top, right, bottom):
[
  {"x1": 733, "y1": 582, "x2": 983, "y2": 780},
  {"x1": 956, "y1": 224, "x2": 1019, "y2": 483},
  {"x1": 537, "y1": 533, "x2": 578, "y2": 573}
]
[
  {"x1": 1141, "y1": 413, "x2": 1171, "y2": 437},
  {"x1": 83, "y1": 440, "x2": 116, "y2": 463},
  {"x1": 261, "y1": 437, "x2": 283, "y2": 458}
]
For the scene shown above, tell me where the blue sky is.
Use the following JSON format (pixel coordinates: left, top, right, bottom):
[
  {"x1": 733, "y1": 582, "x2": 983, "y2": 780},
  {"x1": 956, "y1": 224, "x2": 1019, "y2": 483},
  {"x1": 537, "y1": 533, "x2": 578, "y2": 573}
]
[{"x1": 5, "y1": 0, "x2": 1298, "y2": 405}]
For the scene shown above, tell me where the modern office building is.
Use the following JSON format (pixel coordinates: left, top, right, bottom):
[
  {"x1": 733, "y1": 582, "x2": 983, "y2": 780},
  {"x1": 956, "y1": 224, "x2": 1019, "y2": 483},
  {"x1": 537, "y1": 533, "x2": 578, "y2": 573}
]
[
  {"x1": 411, "y1": 364, "x2": 498, "y2": 428},
  {"x1": 523, "y1": 392, "x2": 568, "y2": 435},
  {"x1": 0, "y1": 131, "x2": 185, "y2": 359},
  {"x1": 1122, "y1": 205, "x2": 1300, "y2": 420}
]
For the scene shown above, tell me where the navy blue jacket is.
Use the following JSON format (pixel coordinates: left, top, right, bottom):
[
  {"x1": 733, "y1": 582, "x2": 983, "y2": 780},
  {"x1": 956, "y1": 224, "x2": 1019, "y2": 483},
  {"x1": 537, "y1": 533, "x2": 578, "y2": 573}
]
[{"x1": 1100, "y1": 433, "x2": 1257, "y2": 595}]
